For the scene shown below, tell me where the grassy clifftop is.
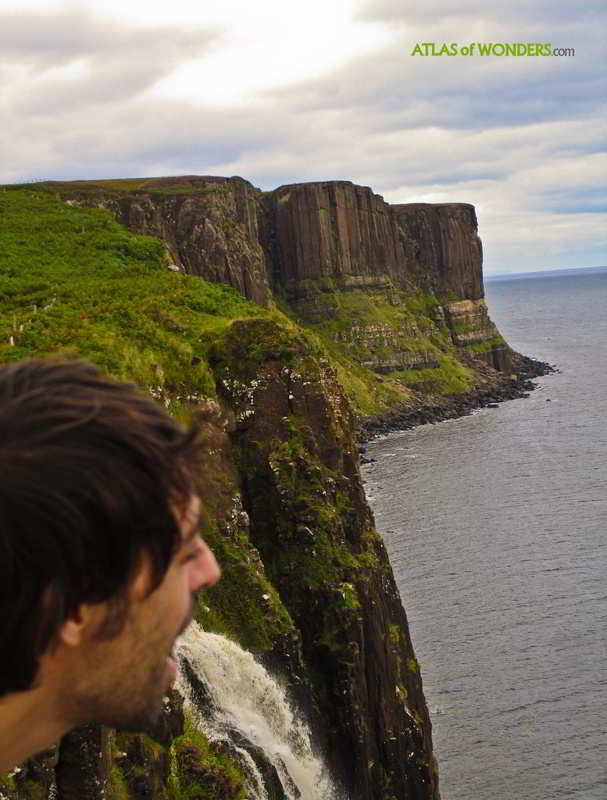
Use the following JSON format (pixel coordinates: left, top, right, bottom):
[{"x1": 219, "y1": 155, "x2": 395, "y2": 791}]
[{"x1": 1, "y1": 185, "x2": 259, "y2": 402}]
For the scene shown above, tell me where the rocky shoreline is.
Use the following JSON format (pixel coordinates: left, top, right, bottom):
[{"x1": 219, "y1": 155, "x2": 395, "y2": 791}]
[{"x1": 359, "y1": 356, "x2": 556, "y2": 447}]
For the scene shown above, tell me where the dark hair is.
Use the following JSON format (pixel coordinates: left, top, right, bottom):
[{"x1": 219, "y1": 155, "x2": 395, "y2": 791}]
[{"x1": 0, "y1": 358, "x2": 203, "y2": 696}]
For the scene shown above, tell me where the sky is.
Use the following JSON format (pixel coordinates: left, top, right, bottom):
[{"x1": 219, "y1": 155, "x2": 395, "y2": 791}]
[{"x1": 1, "y1": 0, "x2": 605, "y2": 274}]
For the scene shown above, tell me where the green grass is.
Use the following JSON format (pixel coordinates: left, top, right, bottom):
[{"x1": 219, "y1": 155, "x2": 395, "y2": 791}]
[
  {"x1": 197, "y1": 528, "x2": 296, "y2": 653},
  {"x1": 337, "y1": 581, "x2": 360, "y2": 610},
  {"x1": 0, "y1": 186, "x2": 263, "y2": 401},
  {"x1": 109, "y1": 765, "x2": 130, "y2": 800},
  {"x1": 391, "y1": 353, "x2": 474, "y2": 395},
  {"x1": 168, "y1": 716, "x2": 248, "y2": 800},
  {"x1": 46, "y1": 178, "x2": 150, "y2": 192},
  {"x1": 464, "y1": 335, "x2": 506, "y2": 354},
  {"x1": 288, "y1": 285, "x2": 475, "y2": 406},
  {"x1": 37, "y1": 178, "x2": 233, "y2": 195},
  {"x1": 0, "y1": 774, "x2": 16, "y2": 793}
]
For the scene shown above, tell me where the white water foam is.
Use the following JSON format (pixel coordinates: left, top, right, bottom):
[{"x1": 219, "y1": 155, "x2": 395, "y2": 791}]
[{"x1": 175, "y1": 622, "x2": 343, "y2": 800}]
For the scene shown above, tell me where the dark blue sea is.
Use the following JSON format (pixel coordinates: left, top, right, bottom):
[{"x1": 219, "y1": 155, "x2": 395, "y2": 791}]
[{"x1": 362, "y1": 267, "x2": 607, "y2": 800}]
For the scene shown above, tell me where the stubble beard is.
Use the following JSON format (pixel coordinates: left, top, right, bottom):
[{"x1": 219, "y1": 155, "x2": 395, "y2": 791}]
[
  {"x1": 62, "y1": 623, "x2": 178, "y2": 733},
  {"x1": 62, "y1": 650, "x2": 170, "y2": 733}
]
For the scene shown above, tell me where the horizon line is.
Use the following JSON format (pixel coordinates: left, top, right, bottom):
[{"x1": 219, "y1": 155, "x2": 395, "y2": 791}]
[{"x1": 485, "y1": 265, "x2": 607, "y2": 280}]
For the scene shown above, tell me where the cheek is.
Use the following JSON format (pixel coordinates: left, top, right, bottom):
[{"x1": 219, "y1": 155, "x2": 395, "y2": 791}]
[
  {"x1": 152, "y1": 573, "x2": 190, "y2": 627},
  {"x1": 174, "y1": 572, "x2": 193, "y2": 611}
]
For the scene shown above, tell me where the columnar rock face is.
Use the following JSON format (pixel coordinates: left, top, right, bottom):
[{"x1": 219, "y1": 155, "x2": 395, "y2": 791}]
[
  {"x1": 266, "y1": 183, "x2": 483, "y2": 300},
  {"x1": 391, "y1": 202, "x2": 484, "y2": 300},
  {"x1": 269, "y1": 181, "x2": 404, "y2": 294}
]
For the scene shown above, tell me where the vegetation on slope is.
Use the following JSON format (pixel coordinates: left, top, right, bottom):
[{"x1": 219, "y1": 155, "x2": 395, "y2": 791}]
[
  {"x1": 281, "y1": 284, "x2": 475, "y2": 407},
  {"x1": 1, "y1": 186, "x2": 253, "y2": 400}
]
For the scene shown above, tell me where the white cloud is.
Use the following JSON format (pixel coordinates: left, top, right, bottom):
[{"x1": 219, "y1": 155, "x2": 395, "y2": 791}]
[
  {"x1": 146, "y1": 2, "x2": 395, "y2": 106},
  {"x1": 0, "y1": 0, "x2": 605, "y2": 271},
  {"x1": 0, "y1": 0, "x2": 62, "y2": 9}
]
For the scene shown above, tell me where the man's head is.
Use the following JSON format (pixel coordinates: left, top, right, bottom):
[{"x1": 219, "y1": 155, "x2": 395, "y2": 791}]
[{"x1": 0, "y1": 358, "x2": 219, "y2": 734}]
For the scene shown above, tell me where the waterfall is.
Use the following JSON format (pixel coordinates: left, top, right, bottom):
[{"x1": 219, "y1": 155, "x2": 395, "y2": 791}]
[
  {"x1": 175, "y1": 622, "x2": 345, "y2": 800},
  {"x1": 46, "y1": 774, "x2": 56, "y2": 800}
]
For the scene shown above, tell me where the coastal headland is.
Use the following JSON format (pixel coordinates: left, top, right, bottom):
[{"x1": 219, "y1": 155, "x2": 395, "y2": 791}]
[{"x1": 0, "y1": 175, "x2": 549, "y2": 800}]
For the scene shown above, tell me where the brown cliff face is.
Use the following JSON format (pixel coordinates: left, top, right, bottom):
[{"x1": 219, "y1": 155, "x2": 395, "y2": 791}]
[
  {"x1": 269, "y1": 181, "x2": 404, "y2": 294},
  {"x1": 5, "y1": 177, "x2": 549, "y2": 800},
  {"x1": 268, "y1": 183, "x2": 484, "y2": 302},
  {"x1": 391, "y1": 203, "x2": 483, "y2": 301},
  {"x1": 56, "y1": 176, "x2": 271, "y2": 306},
  {"x1": 212, "y1": 318, "x2": 438, "y2": 799}
]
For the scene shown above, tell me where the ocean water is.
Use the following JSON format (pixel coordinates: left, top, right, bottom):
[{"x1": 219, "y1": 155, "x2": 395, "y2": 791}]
[{"x1": 362, "y1": 267, "x2": 607, "y2": 800}]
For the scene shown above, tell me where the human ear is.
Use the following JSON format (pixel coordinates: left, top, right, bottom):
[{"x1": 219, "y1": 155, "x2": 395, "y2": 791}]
[{"x1": 57, "y1": 609, "x2": 86, "y2": 647}]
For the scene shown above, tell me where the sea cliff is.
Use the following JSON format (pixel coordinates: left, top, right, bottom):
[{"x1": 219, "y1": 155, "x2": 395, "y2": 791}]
[{"x1": 0, "y1": 176, "x2": 547, "y2": 800}]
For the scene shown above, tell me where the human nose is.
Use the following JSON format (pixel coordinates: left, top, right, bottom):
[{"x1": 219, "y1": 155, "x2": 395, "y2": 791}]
[{"x1": 189, "y1": 537, "x2": 220, "y2": 591}]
